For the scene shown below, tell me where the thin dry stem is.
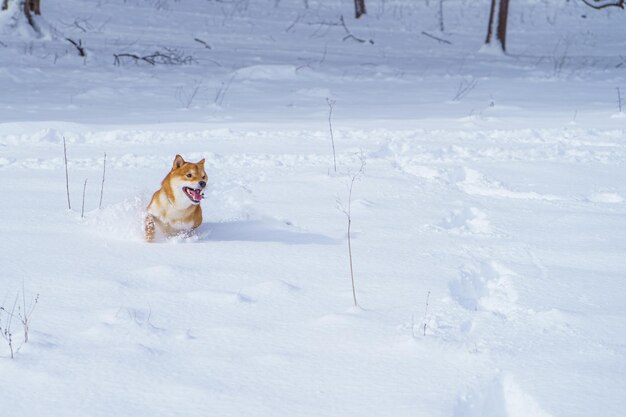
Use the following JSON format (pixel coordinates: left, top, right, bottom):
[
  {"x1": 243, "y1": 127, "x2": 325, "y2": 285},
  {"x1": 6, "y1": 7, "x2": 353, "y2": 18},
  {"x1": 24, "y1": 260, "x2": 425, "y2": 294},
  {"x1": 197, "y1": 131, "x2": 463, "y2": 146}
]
[
  {"x1": 81, "y1": 178, "x2": 88, "y2": 218},
  {"x1": 99, "y1": 152, "x2": 106, "y2": 209},
  {"x1": 326, "y1": 98, "x2": 337, "y2": 173},
  {"x1": 18, "y1": 286, "x2": 39, "y2": 344},
  {"x1": 63, "y1": 137, "x2": 71, "y2": 210},
  {"x1": 423, "y1": 290, "x2": 431, "y2": 336},
  {"x1": 0, "y1": 295, "x2": 18, "y2": 359},
  {"x1": 340, "y1": 153, "x2": 366, "y2": 307}
]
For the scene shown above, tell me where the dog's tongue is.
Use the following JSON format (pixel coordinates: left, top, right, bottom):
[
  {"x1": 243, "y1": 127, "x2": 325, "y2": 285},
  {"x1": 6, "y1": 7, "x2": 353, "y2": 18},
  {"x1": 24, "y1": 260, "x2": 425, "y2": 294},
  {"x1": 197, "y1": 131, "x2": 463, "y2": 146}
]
[{"x1": 190, "y1": 189, "x2": 202, "y2": 201}]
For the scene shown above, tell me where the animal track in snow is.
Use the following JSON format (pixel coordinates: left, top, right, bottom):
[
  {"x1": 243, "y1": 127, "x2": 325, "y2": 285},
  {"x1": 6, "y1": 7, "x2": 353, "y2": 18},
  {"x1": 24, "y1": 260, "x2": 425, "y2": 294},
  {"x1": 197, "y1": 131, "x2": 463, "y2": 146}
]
[
  {"x1": 449, "y1": 261, "x2": 519, "y2": 317},
  {"x1": 238, "y1": 279, "x2": 301, "y2": 302},
  {"x1": 438, "y1": 207, "x2": 493, "y2": 235},
  {"x1": 394, "y1": 157, "x2": 444, "y2": 181},
  {"x1": 84, "y1": 307, "x2": 193, "y2": 353},
  {"x1": 458, "y1": 168, "x2": 561, "y2": 201},
  {"x1": 454, "y1": 374, "x2": 554, "y2": 417}
]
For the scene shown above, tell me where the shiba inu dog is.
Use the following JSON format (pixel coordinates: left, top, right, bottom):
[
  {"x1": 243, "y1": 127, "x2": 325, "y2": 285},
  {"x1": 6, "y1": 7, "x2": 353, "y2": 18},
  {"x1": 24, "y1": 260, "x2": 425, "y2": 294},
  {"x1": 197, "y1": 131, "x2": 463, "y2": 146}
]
[{"x1": 145, "y1": 154, "x2": 207, "y2": 241}]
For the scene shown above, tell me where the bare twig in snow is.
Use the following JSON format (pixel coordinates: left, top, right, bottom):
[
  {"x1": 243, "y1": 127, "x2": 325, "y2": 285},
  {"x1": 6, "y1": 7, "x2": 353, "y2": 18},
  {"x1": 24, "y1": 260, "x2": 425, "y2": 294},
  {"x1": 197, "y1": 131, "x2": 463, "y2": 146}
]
[
  {"x1": 340, "y1": 15, "x2": 374, "y2": 44},
  {"x1": 81, "y1": 179, "x2": 87, "y2": 219},
  {"x1": 18, "y1": 285, "x2": 38, "y2": 344},
  {"x1": 114, "y1": 49, "x2": 196, "y2": 66},
  {"x1": 214, "y1": 74, "x2": 236, "y2": 106},
  {"x1": 326, "y1": 98, "x2": 337, "y2": 174},
  {"x1": 422, "y1": 290, "x2": 431, "y2": 336},
  {"x1": 452, "y1": 78, "x2": 478, "y2": 101},
  {"x1": 176, "y1": 79, "x2": 203, "y2": 109},
  {"x1": 319, "y1": 44, "x2": 328, "y2": 65},
  {"x1": 60, "y1": 17, "x2": 92, "y2": 33},
  {"x1": 193, "y1": 38, "x2": 212, "y2": 49},
  {"x1": 0, "y1": 295, "x2": 18, "y2": 359},
  {"x1": 63, "y1": 137, "x2": 71, "y2": 210},
  {"x1": 99, "y1": 152, "x2": 106, "y2": 209},
  {"x1": 552, "y1": 38, "x2": 571, "y2": 77},
  {"x1": 338, "y1": 153, "x2": 366, "y2": 307},
  {"x1": 66, "y1": 38, "x2": 86, "y2": 57},
  {"x1": 285, "y1": 13, "x2": 302, "y2": 32},
  {"x1": 421, "y1": 31, "x2": 452, "y2": 45}
]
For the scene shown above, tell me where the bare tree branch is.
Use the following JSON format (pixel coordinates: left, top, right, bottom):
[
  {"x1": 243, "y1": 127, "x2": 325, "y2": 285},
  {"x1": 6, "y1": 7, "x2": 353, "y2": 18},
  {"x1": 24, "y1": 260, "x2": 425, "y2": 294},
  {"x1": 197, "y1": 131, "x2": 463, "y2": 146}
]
[
  {"x1": 421, "y1": 31, "x2": 452, "y2": 45},
  {"x1": 582, "y1": 0, "x2": 624, "y2": 10},
  {"x1": 66, "y1": 38, "x2": 87, "y2": 57},
  {"x1": 114, "y1": 49, "x2": 196, "y2": 66}
]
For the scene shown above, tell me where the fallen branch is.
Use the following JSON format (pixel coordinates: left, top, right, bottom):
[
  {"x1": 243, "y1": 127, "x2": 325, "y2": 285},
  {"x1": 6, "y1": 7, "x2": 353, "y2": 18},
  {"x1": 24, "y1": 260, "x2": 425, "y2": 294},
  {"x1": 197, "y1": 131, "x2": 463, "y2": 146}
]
[
  {"x1": 421, "y1": 31, "x2": 452, "y2": 45},
  {"x1": 66, "y1": 38, "x2": 86, "y2": 57},
  {"x1": 582, "y1": 0, "x2": 624, "y2": 10},
  {"x1": 114, "y1": 49, "x2": 196, "y2": 66},
  {"x1": 340, "y1": 15, "x2": 374, "y2": 44},
  {"x1": 193, "y1": 38, "x2": 212, "y2": 49}
]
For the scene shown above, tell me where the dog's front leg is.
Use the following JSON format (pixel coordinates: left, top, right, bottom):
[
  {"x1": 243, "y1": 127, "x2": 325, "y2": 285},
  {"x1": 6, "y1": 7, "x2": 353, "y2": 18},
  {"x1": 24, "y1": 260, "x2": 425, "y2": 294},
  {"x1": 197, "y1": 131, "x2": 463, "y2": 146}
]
[{"x1": 145, "y1": 214, "x2": 156, "y2": 242}]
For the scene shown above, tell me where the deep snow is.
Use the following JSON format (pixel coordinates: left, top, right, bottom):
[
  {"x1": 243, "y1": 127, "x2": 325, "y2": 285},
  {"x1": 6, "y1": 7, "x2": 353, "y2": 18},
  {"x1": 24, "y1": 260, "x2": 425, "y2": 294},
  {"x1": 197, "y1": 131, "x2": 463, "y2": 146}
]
[{"x1": 1, "y1": 1, "x2": 626, "y2": 416}]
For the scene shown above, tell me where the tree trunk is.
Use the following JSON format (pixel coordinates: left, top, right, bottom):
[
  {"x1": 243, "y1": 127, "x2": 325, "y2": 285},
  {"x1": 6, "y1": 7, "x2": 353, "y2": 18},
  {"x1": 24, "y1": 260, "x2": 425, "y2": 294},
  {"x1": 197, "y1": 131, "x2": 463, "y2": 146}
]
[
  {"x1": 20, "y1": 0, "x2": 40, "y2": 30},
  {"x1": 485, "y1": 0, "x2": 508, "y2": 52},
  {"x1": 23, "y1": 0, "x2": 33, "y2": 26},
  {"x1": 354, "y1": 0, "x2": 366, "y2": 19},
  {"x1": 1, "y1": 0, "x2": 40, "y2": 29},
  {"x1": 485, "y1": 0, "x2": 496, "y2": 45},
  {"x1": 496, "y1": 0, "x2": 509, "y2": 51},
  {"x1": 438, "y1": 0, "x2": 444, "y2": 32}
]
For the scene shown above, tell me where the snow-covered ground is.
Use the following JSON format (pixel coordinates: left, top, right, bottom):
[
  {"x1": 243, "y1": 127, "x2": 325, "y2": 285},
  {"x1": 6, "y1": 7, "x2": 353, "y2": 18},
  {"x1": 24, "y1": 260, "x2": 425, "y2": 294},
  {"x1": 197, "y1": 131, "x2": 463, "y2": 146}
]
[{"x1": 1, "y1": 1, "x2": 626, "y2": 416}]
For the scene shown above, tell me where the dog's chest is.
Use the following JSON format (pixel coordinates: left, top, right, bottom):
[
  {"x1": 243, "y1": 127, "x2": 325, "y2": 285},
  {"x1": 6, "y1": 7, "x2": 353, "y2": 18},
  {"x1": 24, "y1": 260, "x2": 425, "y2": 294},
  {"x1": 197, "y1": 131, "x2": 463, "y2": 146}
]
[
  {"x1": 147, "y1": 189, "x2": 201, "y2": 235},
  {"x1": 160, "y1": 204, "x2": 198, "y2": 229}
]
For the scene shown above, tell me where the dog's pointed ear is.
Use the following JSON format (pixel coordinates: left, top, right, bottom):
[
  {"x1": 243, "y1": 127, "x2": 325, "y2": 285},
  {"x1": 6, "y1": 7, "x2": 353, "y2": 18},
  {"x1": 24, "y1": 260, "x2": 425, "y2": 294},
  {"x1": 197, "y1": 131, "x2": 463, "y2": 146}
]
[
  {"x1": 172, "y1": 154, "x2": 185, "y2": 170},
  {"x1": 198, "y1": 158, "x2": 205, "y2": 166}
]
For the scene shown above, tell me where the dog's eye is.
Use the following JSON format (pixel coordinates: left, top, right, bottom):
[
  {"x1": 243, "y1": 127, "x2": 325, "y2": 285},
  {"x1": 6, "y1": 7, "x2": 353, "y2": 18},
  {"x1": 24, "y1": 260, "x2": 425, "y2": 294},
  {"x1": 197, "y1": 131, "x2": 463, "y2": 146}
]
[
  {"x1": 202, "y1": 175, "x2": 206, "y2": 179},
  {"x1": 186, "y1": 174, "x2": 192, "y2": 178}
]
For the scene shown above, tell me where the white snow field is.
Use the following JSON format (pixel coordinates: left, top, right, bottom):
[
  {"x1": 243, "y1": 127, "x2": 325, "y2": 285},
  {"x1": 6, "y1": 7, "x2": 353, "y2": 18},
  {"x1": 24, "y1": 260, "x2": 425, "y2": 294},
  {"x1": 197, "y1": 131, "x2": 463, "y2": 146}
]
[{"x1": 1, "y1": 1, "x2": 626, "y2": 416}]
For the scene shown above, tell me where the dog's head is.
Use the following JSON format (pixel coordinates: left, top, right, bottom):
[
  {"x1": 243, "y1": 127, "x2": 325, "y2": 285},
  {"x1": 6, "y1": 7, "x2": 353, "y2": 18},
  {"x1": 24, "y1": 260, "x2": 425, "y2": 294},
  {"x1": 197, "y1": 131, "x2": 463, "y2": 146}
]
[{"x1": 167, "y1": 154, "x2": 207, "y2": 206}]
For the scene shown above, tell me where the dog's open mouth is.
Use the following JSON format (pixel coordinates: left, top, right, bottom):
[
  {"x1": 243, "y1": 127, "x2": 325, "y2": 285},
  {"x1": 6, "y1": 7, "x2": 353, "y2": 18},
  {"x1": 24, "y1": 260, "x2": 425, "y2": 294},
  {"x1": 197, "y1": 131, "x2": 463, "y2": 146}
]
[{"x1": 183, "y1": 186, "x2": 204, "y2": 203}]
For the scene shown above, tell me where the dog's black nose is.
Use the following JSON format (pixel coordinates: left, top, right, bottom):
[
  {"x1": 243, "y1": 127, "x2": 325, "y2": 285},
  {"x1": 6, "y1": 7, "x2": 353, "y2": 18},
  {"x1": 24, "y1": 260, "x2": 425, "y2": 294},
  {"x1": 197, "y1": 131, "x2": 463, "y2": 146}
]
[{"x1": 199, "y1": 181, "x2": 206, "y2": 188}]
